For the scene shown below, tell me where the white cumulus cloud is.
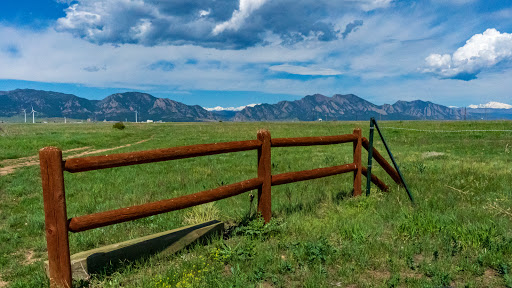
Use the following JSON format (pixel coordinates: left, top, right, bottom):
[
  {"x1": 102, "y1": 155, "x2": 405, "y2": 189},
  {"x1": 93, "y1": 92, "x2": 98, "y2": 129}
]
[
  {"x1": 57, "y1": 3, "x2": 102, "y2": 30},
  {"x1": 199, "y1": 9, "x2": 211, "y2": 17},
  {"x1": 212, "y1": 0, "x2": 268, "y2": 35},
  {"x1": 423, "y1": 28, "x2": 512, "y2": 80}
]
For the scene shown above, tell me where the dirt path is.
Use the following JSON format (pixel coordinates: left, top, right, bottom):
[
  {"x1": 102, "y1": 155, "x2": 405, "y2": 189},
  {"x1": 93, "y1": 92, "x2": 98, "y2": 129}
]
[
  {"x1": 0, "y1": 138, "x2": 152, "y2": 176},
  {"x1": 66, "y1": 138, "x2": 150, "y2": 159},
  {"x1": 0, "y1": 276, "x2": 7, "y2": 288}
]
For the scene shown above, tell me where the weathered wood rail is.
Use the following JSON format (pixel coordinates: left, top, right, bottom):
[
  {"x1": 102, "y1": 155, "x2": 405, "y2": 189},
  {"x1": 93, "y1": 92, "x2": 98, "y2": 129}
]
[{"x1": 39, "y1": 128, "x2": 399, "y2": 287}]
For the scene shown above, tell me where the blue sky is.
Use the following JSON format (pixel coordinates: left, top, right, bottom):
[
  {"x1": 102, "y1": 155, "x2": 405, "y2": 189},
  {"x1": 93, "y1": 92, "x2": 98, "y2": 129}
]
[{"x1": 1, "y1": 0, "x2": 512, "y2": 108}]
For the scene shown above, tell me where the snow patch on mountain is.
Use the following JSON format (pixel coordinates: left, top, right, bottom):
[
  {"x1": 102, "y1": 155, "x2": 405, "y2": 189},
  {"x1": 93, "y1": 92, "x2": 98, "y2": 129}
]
[
  {"x1": 468, "y1": 101, "x2": 512, "y2": 109},
  {"x1": 204, "y1": 103, "x2": 260, "y2": 111}
]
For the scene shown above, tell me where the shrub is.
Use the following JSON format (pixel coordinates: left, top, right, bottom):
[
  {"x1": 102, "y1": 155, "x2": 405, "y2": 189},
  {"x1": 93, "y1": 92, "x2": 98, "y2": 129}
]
[{"x1": 113, "y1": 122, "x2": 125, "y2": 130}]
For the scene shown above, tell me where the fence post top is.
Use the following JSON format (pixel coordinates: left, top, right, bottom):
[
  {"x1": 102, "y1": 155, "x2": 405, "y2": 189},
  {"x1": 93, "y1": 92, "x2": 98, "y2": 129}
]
[
  {"x1": 39, "y1": 146, "x2": 62, "y2": 153},
  {"x1": 257, "y1": 129, "x2": 271, "y2": 137},
  {"x1": 353, "y1": 128, "x2": 362, "y2": 134}
]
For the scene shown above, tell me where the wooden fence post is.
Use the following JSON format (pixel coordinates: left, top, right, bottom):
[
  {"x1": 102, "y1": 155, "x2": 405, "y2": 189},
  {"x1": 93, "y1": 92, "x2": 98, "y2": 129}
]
[
  {"x1": 257, "y1": 129, "x2": 272, "y2": 223},
  {"x1": 39, "y1": 147, "x2": 72, "y2": 288},
  {"x1": 353, "y1": 128, "x2": 362, "y2": 196}
]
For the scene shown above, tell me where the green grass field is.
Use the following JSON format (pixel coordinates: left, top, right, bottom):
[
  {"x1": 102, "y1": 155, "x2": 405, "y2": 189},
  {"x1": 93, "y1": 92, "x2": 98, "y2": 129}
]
[{"x1": 0, "y1": 121, "x2": 511, "y2": 287}]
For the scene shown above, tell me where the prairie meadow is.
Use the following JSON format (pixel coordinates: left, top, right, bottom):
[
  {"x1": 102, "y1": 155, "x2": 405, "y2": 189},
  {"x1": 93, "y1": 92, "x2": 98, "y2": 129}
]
[{"x1": 0, "y1": 120, "x2": 511, "y2": 287}]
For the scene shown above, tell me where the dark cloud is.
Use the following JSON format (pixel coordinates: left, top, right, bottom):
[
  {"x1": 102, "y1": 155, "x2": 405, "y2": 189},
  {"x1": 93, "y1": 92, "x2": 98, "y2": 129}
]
[
  {"x1": 82, "y1": 65, "x2": 106, "y2": 72},
  {"x1": 2, "y1": 44, "x2": 21, "y2": 58},
  {"x1": 341, "y1": 20, "x2": 363, "y2": 39},
  {"x1": 448, "y1": 72, "x2": 478, "y2": 81},
  {"x1": 56, "y1": 0, "x2": 382, "y2": 49},
  {"x1": 144, "y1": 0, "x2": 236, "y2": 21},
  {"x1": 148, "y1": 60, "x2": 175, "y2": 71}
]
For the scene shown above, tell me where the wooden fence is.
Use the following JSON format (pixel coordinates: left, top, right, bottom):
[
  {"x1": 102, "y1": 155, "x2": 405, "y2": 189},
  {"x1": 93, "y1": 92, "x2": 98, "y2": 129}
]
[{"x1": 39, "y1": 128, "x2": 400, "y2": 287}]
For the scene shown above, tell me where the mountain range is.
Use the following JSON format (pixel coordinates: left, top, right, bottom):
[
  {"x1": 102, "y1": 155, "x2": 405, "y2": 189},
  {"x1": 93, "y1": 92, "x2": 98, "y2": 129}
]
[
  {"x1": 0, "y1": 89, "x2": 510, "y2": 122},
  {"x1": 233, "y1": 94, "x2": 466, "y2": 121},
  {"x1": 0, "y1": 89, "x2": 215, "y2": 122}
]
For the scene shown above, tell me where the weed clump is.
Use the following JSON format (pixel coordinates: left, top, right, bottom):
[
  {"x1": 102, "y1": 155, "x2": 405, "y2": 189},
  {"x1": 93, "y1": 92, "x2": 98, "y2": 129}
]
[
  {"x1": 288, "y1": 237, "x2": 338, "y2": 264},
  {"x1": 183, "y1": 203, "x2": 220, "y2": 226},
  {"x1": 234, "y1": 216, "x2": 283, "y2": 239},
  {"x1": 112, "y1": 122, "x2": 126, "y2": 130},
  {"x1": 210, "y1": 241, "x2": 256, "y2": 262},
  {"x1": 153, "y1": 255, "x2": 212, "y2": 288}
]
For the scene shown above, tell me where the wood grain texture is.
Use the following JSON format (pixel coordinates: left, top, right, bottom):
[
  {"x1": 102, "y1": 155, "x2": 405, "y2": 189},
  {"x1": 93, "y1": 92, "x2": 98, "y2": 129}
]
[
  {"x1": 271, "y1": 134, "x2": 357, "y2": 147},
  {"x1": 39, "y1": 147, "x2": 72, "y2": 288},
  {"x1": 257, "y1": 129, "x2": 272, "y2": 223},
  {"x1": 68, "y1": 178, "x2": 262, "y2": 232},
  {"x1": 64, "y1": 140, "x2": 262, "y2": 173},
  {"x1": 353, "y1": 129, "x2": 362, "y2": 196},
  {"x1": 271, "y1": 163, "x2": 357, "y2": 186},
  {"x1": 362, "y1": 137, "x2": 402, "y2": 185}
]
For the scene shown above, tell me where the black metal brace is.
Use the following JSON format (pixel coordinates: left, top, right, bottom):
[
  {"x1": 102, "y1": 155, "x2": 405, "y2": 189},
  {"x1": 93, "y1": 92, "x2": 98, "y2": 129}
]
[{"x1": 366, "y1": 117, "x2": 414, "y2": 204}]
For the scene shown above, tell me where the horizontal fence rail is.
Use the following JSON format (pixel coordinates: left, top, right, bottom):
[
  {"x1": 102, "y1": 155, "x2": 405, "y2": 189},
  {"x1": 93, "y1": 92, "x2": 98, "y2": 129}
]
[
  {"x1": 68, "y1": 178, "x2": 263, "y2": 232},
  {"x1": 272, "y1": 163, "x2": 357, "y2": 186},
  {"x1": 64, "y1": 140, "x2": 262, "y2": 173},
  {"x1": 40, "y1": 128, "x2": 397, "y2": 288},
  {"x1": 271, "y1": 134, "x2": 357, "y2": 147}
]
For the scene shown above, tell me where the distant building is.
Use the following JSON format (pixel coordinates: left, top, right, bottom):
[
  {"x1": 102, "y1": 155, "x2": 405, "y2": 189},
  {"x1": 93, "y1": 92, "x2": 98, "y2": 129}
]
[
  {"x1": 318, "y1": 118, "x2": 323, "y2": 122},
  {"x1": 146, "y1": 120, "x2": 154, "y2": 123}
]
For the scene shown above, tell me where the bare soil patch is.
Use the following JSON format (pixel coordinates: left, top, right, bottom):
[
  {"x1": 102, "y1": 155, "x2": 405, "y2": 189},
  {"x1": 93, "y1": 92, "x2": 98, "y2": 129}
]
[
  {"x1": 401, "y1": 270, "x2": 423, "y2": 280},
  {"x1": 23, "y1": 250, "x2": 39, "y2": 265},
  {"x1": 0, "y1": 276, "x2": 7, "y2": 288},
  {"x1": 480, "y1": 269, "x2": 499, "y2": 286},
  {"x1": 413, "y1": 254, "x2": 424, "y2": 263},
  {"x1": 223, "y1": 264, "x2": 232, "y2": 276},
  {"x1": 368, "y1": 270, "x2": 391, "y2": 279},
  {"x1": 259, "y1": 281, "x2": 274, "y2": 288}
]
